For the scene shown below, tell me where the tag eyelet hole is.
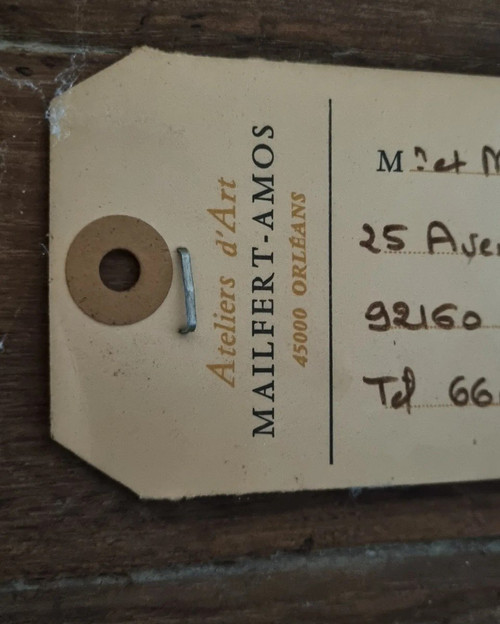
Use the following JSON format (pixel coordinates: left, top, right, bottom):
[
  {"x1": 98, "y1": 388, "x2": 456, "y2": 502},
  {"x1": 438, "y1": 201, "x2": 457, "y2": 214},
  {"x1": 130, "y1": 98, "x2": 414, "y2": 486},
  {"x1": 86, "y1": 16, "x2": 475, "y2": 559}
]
[{"x1": 99, "y1": 248, "x2": 141, "y2": 292}]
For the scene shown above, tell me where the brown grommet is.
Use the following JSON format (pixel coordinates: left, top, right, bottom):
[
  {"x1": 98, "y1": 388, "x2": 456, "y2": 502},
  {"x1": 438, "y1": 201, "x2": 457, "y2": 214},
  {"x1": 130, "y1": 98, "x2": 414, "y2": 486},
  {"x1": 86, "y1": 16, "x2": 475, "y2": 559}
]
[{"x1": 65, "y1": 215, "x2": 173, "y2": 325}]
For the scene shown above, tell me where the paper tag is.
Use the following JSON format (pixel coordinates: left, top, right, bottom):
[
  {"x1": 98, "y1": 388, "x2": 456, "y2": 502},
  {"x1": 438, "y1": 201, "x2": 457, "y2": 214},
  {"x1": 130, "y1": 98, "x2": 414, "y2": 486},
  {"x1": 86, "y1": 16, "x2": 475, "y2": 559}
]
[{"x1": 50, "y1": 48, "x2": 500, "y2": 498}]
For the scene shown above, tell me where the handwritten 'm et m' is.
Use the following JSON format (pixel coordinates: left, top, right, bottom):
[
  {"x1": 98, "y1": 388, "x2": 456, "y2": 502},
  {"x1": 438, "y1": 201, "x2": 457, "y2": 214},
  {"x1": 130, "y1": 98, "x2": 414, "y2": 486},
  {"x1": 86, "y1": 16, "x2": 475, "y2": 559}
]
[{"x1": 376, "y1": 146, "x2": 500, "y2": 176}]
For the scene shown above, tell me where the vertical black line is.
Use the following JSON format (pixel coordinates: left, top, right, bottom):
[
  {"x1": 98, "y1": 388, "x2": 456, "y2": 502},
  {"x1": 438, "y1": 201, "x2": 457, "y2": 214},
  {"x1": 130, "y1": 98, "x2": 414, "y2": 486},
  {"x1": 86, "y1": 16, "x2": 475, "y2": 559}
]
[{"x1": 328, "y1": 99, "x2": 334, "y2": 465}]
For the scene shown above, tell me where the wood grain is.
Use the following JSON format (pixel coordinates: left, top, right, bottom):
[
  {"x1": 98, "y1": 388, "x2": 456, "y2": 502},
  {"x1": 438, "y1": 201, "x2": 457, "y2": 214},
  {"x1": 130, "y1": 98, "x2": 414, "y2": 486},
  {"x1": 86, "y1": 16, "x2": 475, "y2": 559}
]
[
  {"x1": 1, "y1": 1, "x2": 500, "y2": 620},
  {"x1": 3, "y1": 539, "x2": 500, "y2": 622},
  {"x1": 1, "y1": 0, "x2": 500, "y2": 73}
]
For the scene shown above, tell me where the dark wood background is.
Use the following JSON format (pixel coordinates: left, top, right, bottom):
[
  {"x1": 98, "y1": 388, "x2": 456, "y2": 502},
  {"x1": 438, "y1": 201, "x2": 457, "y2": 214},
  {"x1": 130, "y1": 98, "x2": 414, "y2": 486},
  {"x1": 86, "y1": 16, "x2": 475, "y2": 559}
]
[{"x1": 1, "y1": 1, "x2": 500, "y2": 621}]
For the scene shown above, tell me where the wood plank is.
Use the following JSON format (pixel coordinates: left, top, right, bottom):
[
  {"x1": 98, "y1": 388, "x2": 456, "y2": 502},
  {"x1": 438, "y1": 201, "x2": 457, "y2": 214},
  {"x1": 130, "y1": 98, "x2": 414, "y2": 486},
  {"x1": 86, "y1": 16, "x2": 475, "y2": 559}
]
[
  {"x1": 3, "y1": 538, "x2": 500, "y2": 622},
  {"x1": 0, "y1": 0, "x2": 500, "y2": 74},
  {"x1": 1, "y1": 48, "x2": 500, "y2": 585},
  {"x1": 1, "y1": 0, "x2": 500, "y2": 593}
]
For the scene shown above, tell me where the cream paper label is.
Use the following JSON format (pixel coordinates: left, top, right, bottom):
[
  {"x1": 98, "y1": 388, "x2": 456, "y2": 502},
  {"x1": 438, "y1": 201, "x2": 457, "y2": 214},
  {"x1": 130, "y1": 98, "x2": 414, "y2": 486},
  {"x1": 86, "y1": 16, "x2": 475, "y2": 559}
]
[{"x1": 50, "y1": 48, "x2": 500, "y2": 498}]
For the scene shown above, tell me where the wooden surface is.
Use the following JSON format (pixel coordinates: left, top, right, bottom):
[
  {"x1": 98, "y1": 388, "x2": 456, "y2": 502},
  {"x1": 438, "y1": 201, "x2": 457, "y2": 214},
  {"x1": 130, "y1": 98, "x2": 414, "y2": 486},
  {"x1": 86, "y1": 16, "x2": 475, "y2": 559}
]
[{"x1": 1, "y1": 1, "x2": 500, "y2": 621}]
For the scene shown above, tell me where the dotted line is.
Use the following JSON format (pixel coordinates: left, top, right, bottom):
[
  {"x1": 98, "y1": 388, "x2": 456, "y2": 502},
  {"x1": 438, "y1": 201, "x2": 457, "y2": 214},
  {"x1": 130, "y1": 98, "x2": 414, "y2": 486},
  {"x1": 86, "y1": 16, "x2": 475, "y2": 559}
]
[
  {"x1": 384, "y1": 251, "x2": 461, "y2": 256},
  {"x1": 413, "y1": 403, "x2": 500, "y2": 409},
  {"x1": 388, "y1": 325, "x2": 500, "y2": 330},
  {"x1": 387, "y1": 403, "x2": 500, "y2": 409},
  {"x1": 383, "y1": 250, "x2": 500, "y2": 257},
  {"x1": 409, "y1": 169, "x2": 500, "y2": 177}
]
